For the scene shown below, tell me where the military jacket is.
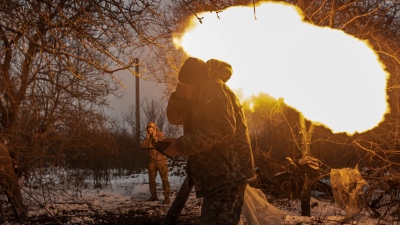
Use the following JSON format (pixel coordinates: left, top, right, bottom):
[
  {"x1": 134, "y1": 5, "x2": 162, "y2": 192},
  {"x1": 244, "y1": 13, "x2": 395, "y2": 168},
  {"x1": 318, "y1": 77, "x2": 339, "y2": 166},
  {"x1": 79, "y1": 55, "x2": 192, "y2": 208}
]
[
  {"x1": 167, "y1": 78, "x2": 255, "y2": 197},
  {"x1": 141, "y1": 131, "x2": 167, "y2": 162}
]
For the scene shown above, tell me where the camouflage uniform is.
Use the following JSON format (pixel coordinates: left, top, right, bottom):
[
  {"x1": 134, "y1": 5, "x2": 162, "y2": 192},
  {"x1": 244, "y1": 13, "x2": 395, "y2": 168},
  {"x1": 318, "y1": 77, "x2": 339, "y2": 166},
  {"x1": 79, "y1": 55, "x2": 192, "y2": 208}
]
[
  {"x1": 141, "y1": 124, "x2": 170, "y2": 203},
  {"x1": 0, "y1": 143, "x2": 26, "y2": 219},
  {"x1": 200, "y1": 184, "x2": 247, "y2": 225},
  {"x1": 167, "y1": 59, "x2": 255, "y2": 224}
]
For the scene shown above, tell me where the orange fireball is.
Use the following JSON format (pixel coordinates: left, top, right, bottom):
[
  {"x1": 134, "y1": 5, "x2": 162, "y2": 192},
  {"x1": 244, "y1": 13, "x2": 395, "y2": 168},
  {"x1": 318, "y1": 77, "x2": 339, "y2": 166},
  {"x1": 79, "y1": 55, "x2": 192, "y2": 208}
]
[{"x1": 173, "y1": 2, "x2": 389, "y2": 135}]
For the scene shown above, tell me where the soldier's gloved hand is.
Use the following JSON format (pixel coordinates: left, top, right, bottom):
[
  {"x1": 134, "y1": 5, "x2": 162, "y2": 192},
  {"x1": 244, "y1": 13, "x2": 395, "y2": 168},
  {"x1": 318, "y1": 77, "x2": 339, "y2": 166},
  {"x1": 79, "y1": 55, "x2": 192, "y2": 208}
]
[{"x1": 151, "y1": 130, "x2": 157, "y2": 142}]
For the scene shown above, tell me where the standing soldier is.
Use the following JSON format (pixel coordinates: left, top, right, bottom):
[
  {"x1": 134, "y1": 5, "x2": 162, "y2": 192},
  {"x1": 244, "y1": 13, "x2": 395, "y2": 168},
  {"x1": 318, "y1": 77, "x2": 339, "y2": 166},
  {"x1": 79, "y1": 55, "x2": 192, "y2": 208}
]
[
  {"x1": 141, "y1": 122, "x2": 171, "y2": 204},
  {"x1": 0, "y1": 142, "x2": 26, "y2": 220},
  {"x1": 165, "y1": 58, "x2": 255, "y2": 224}
]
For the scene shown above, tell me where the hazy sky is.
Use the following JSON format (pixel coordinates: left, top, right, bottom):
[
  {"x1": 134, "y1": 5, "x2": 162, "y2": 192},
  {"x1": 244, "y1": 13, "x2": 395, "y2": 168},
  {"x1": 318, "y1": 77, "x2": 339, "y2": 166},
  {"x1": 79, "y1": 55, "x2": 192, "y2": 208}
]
[{"x1": 104, "y1": 70, "x2": 165, "y2": 120}]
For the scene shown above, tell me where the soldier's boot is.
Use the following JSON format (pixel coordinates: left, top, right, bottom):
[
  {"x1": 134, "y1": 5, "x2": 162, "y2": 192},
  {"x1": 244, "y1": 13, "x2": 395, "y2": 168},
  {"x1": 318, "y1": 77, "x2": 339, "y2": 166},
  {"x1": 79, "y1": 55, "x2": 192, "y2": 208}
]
[
  {"x1": 15, "y1": 206, "x2": 28, "y2": 222},
  {"x1": 162, "y1": 194, "x2": 170, "y2": 204},
  {"x1": 163, "y1": 188, "x2": 171, "y2": 204},
  {"x1": 161, "y1": 178, "x2": 170, "y2": 204},
  {"x1": 147, "y1": 194, "x2": 159, "y2": 201},
  {"x1": 147, "y1": 182, "x2": 158, "y2": 201}
]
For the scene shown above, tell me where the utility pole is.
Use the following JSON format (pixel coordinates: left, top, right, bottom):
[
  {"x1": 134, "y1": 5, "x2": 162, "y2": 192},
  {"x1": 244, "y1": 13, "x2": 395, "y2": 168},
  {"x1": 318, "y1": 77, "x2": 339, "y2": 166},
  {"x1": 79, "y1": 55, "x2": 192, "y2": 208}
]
[{"x1": 135, "y1": 58, "x2": 140, "y2": 148}]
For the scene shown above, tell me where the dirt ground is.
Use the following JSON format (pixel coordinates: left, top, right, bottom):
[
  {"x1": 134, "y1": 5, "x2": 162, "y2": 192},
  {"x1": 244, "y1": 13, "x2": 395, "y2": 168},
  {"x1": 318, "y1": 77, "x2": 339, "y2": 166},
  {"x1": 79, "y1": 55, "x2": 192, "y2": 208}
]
[{"x1": 2, "y1": 208, "x2": 200, "y2": 225}]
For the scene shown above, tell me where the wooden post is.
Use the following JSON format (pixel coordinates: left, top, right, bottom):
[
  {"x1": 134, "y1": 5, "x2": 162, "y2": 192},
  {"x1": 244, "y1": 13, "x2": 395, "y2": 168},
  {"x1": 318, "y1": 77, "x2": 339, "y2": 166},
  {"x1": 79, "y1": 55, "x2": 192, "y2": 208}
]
[
  {"x1": 299, "y1": 112, "x2": 315, "y2": 216},
  {"x1": 299, "y1": 113, "x2": 314, "y2": 157},
  {"x1": 135, "y1": 58, "x2": 140, "y2": 148}
]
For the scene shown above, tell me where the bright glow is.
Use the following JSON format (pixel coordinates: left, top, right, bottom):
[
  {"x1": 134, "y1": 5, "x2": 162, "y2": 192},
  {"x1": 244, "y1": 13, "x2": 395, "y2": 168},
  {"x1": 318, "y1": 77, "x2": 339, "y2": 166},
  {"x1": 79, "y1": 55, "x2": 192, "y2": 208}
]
[{"x1": 173, "y1": 2, "x2": 389, "y2": 135}]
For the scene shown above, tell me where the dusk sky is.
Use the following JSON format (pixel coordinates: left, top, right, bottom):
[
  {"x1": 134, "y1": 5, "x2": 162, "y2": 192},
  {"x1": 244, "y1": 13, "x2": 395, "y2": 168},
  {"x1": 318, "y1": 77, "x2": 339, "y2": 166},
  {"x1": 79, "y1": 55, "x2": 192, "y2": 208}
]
[{"x1": 105, "y1": 71, "x2": 165, "y2": 120}]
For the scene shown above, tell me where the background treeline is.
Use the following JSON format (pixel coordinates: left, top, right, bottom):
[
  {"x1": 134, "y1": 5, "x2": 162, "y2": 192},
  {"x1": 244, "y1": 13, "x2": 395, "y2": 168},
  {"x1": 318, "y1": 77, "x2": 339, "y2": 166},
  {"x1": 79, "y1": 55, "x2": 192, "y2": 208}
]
[{"x1": 12, "y1": 98, "x2": 182, "y2": 188}]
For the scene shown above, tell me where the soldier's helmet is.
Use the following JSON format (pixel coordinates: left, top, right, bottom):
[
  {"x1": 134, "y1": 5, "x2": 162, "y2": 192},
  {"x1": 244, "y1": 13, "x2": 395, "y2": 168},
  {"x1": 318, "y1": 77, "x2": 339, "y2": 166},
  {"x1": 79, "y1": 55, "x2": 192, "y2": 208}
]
[
  {"x1": 206, "y1": 59, "x2": 233, "y2": 83},
  {"x1": 178, "y1": 57, "x2": 209, "y2": 85},
  {"x1": 147, "y1": 122, "x2": 157, "y2": 130}
]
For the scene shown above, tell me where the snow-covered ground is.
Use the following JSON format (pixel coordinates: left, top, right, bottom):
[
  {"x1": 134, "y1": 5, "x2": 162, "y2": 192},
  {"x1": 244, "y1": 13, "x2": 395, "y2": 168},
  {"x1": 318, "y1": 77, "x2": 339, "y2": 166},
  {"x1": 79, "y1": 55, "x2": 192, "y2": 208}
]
[{"x1": 3, "y1": 160, "x2": 397, "y2": 224}]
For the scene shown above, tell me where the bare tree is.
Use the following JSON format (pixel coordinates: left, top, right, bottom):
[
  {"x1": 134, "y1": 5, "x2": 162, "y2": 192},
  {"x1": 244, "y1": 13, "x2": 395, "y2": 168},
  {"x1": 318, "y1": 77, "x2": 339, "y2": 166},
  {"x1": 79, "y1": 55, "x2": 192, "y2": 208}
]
[
  {"x1": 0, "y1": 0, "x2": 164, "y2": 142},
  {"x1": 0, "y1": 0, "x2": 166, "y2": 168}
]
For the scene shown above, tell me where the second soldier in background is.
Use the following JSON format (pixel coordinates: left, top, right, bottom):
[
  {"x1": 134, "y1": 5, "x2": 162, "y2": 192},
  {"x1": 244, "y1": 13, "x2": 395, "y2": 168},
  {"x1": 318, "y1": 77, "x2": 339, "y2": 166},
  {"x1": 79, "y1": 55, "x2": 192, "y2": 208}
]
[{"x1": 141, "y1": 122, "x2": 170, "y2": 204}]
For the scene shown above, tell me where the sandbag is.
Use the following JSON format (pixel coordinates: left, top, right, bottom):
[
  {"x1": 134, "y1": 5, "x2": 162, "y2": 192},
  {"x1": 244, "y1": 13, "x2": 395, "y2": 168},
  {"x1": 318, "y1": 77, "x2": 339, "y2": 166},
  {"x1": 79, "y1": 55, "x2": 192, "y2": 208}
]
[
  {"x1": 330, "y1": 166, "x2": 368, "y2": 217},
  {"x1": 241, "y1": 184, "x2": 286, "y2": 225}
]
